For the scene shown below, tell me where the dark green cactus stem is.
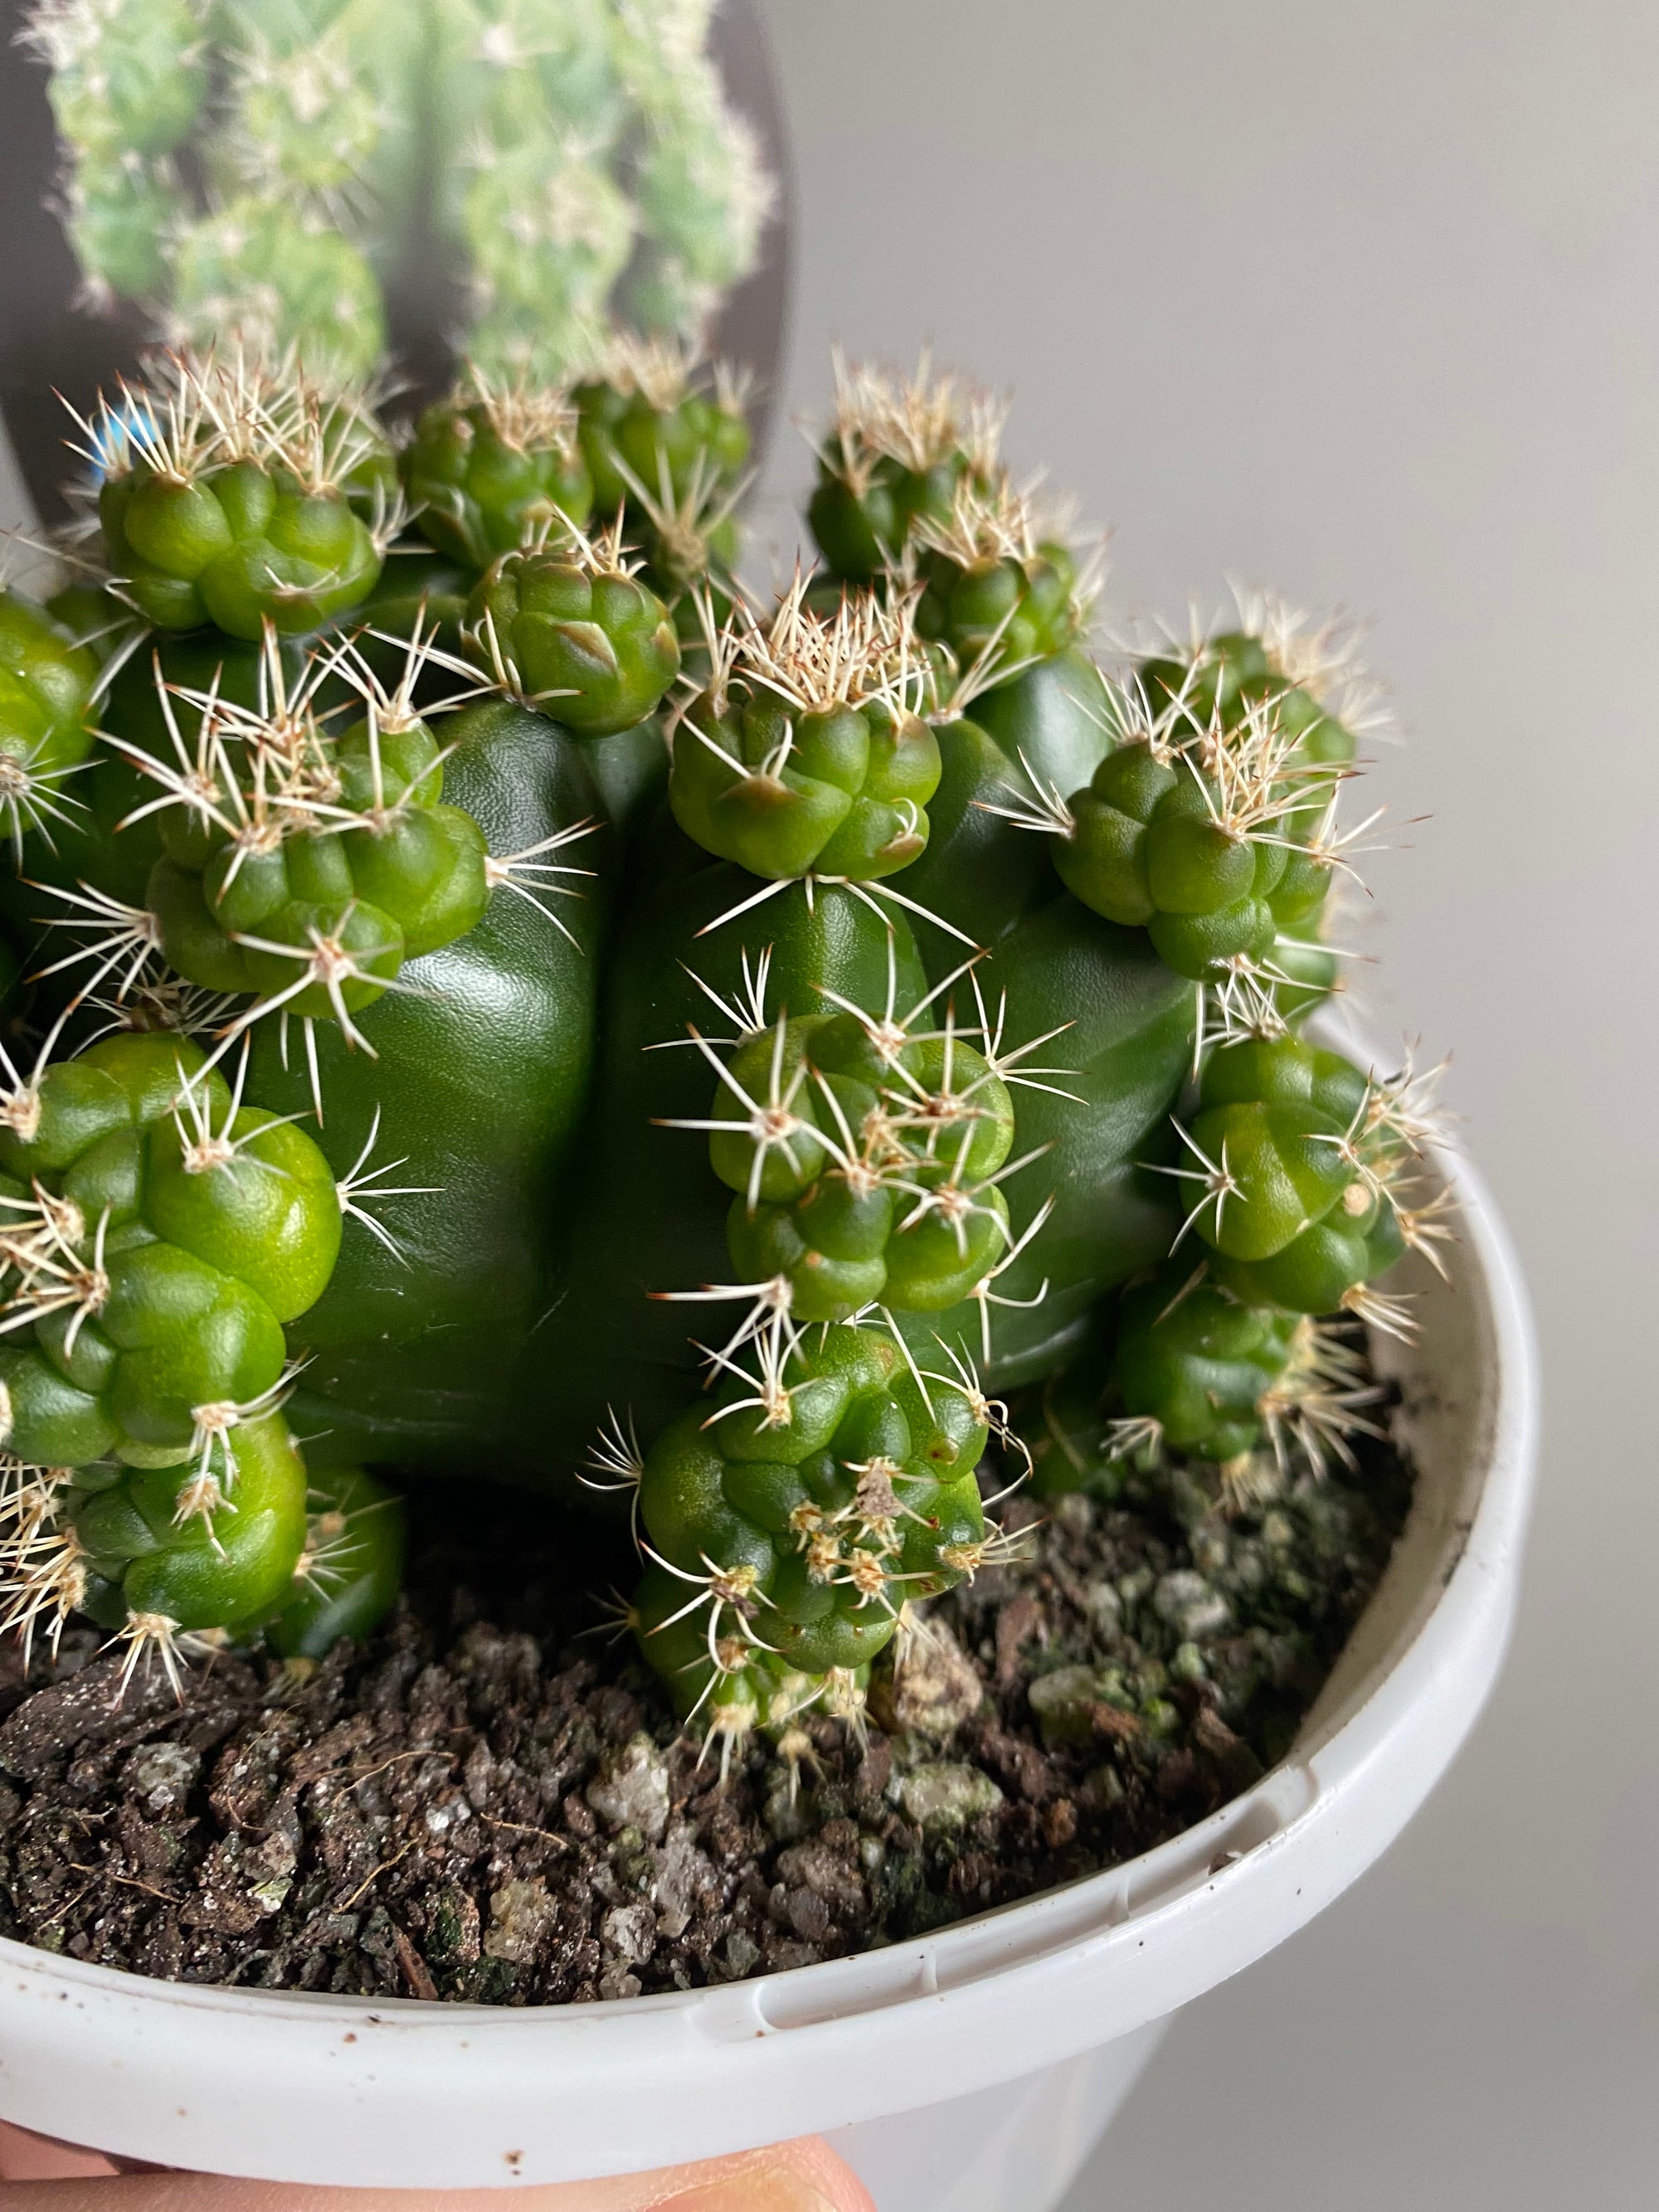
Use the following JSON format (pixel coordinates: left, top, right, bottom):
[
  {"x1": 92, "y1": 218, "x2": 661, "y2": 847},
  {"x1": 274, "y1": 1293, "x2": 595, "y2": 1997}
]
[
  {"x1": 404, "y1": 373, "x2": 595, "y2": 573},
  {"x1": 260, "y1": 1464, "x2": 407, "y2": 1659},
  {"x1": 0, "y1": 1031, "x2": 340, "y2": 1474},
  {"x1": 572, "y1": 338, "x2": 751, "y2": 526},
  {"x1": 669, "y1": 582, "x2": 941, "y2": 882},
  {"x1": 1167, "y1": 1034, "x2": 1444, "y2": 1329},
  {"x1": 85, "y1": 350, "x2": 394, "y2": 640},
  {"x1": 808, "y1": 353, "x2": 1004, "y2": 585},
  {"x1": 0, "y1": 591, "x2": 100, "y2": 858},
  {"x1": 628, "y1": 1319, "x2": 994, "y2": 1760},
  {"x1": 465, "y1": 520, "x2": 681, "y2": 738}
]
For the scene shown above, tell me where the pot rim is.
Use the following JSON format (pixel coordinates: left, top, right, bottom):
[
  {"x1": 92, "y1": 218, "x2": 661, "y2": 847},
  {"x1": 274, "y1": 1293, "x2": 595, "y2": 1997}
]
[{"x1": 0, "y1": 1133, "x2": 1539, "y2": 2185}]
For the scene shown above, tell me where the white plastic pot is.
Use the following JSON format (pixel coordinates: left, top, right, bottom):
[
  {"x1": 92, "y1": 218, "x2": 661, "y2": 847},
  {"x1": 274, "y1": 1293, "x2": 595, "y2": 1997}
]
[{"x1": 0, "y1": 1140, "x2": 1537, "y2": 2210}]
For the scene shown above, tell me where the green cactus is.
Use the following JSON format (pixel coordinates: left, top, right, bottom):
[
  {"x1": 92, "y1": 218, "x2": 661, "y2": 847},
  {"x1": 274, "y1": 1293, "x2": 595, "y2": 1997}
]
[
  {"x1": 627, "y1": 1318, "x2": 996, "y2": 1760},
  {"x1": 21, "y1": 0, "x2": 209, "y2": 163},
  {"x1": 0, "y1": 1031, "x2": 340, "y2": 1475},
  {"x1": 0, "y1": 591, "x2": 100, "y2": 861},
  {"x1": 465, "y1": 519, "x2": 681, "y2": 737},
  {"x1": 1162, "y1": 1034, "x2": 1447, "y2": 1330},
  {"x1": 57, "y1": 150, "x2": 178, "y2": 308},
  {"x1": 166, "y1": 199, "x2": 387, "y2": 381},
  {"x1": 260, "y1": 1461, "x2": 406, "y2": 1655},
  {"x1": 668, "y1": 582, "x2": 941, "y2": 882},
  {"x1": 24, "y1": 0, "x2": 774, "y2": 379},
  {"x1": 572, "y1": 336, "x2": 752, "y2": 525},
  {"x1": 1136, "y1": 591, "x2": 1378, "y2": 795},
  {"x1": 85, "y1": 349, "x2": 393, "y2": 639},
  {"x1": 1024, "y1": 1264, "x2": 1384, "y2": 1505},
  {"x1": 0, "y1": 1411, "x2": 309, "y2": 1684},
  {"x1": 404, "y1": 372, "x2": 595, "y2": 573},
  {"x1": 808, "y1": 352, "x2": 1005, "y2": 586},
  {"x1": 908, "y1": 472, "x2": 1088, "y2": 679},
  {"x1": 696, "y1": 994, "x2": 1024, "y2": 1326},
  {"x1": 0, "y1": 335, "x2": 1433, "y2": 1753}
]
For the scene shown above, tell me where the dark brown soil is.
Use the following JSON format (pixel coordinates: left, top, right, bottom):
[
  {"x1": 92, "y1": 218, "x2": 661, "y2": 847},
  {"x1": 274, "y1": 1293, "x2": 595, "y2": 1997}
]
[{"x1": 0, "y1": 1432, "x2": 1412, "y2": 2004}]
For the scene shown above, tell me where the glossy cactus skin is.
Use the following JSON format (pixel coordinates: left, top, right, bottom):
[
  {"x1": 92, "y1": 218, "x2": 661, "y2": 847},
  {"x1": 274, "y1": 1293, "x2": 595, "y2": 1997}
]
[
  {"x1": 671, "y1": 686, "x2": 940, "y2": 883},
  {"x1": 1180, "y1": 1036, "x2": 1412, "y2": 1315},
  {"x1": 907, "y1": 896, "x2": 1198, "y2": 1391},
  {"x1": 68, "y1": 1410, "x2": 309, "y2": 1633},
  {"x1": 245, "y1": 701, "x2": 613, "y2": 1473},
  {"x1": 713, "y1": 1012, "x2": 1017, "y2": 1321},
  {"x1": 403, "y1": 385, "x2": 595, "y2": 573},
  {"x1": 0, "y1": 1033, "x2": 339, "y2": 1472},
  {"x1": 914, "y1": 533, "x2": 1082, "y2": 672},
  {"x1": 100, "y1": 455, "x2": 382, "y2": 639},
  {"x1": 144, "y1": 692, "x2": 491, "y2": 1019},
  {"x1": 1112, "y1": 1268, "x2": 1301, "y2": 1463},
  {"x1": 465, "y1": 542, "x2": 680, "y2": 738},
  {"x1": 631, "y1": 1320, "x2": 986, "y2": 1738},
  {"x1": 535, "y1": 863, "x2": 932, "y2": 1460},
  {"x1": 0, "y1": 592, "x2": 100, "y2": 858},
  {"x1": 1053, "y1": 737, "x2": 1322, "y2": 985}
]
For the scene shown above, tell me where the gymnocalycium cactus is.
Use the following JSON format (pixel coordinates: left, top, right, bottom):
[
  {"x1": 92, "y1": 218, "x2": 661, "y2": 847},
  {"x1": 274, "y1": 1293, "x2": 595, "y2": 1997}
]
[
  {"x1": 667, "y1": 580, "x2": 941, "y2": 882},
  {"x1": 626, "y1": 1318, "x2": 999, "y2": 1765},
  {"x1": 74, "y1": 348, "x2": 401, "y2": 639},
  {"x1": 0, "y1": 339, "x2": 1442, "y2": 1779}
]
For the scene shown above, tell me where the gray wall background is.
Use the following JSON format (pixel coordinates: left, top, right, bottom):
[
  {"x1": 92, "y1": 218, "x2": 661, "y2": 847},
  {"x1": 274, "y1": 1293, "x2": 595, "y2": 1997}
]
[{"x1": 751, "y1": 3, "x2": 1657, "y2": 2207}]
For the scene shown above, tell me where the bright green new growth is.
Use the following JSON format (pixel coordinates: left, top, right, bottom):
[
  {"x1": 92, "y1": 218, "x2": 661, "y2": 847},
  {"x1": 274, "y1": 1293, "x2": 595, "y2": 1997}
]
[
  {"x1": 807, "y1": 352, "x2": 1007, "y2": 586},
  {"x1": 1032, "y1": 688, "x2": 1335, "y2": 987},
  {"x1": 691, "y1": 984, "x2": 1026, "y2": 1325},
  {"x1": 1166, "y1": 1034, "x2": 1447, "y2": 1329},
  {"x1": 465, "y1": 518, "x2": 682, "y2": 737},
  {"x1": 0, "y1": 591, "x2": 100, "y2": 858},
  {"x1": 404, "y1": 372, "x2": 595, "y2": 573},
  {"x1": 123, "y1": 631, "x2": 501, "y2": 1037},
  {"x1": 0, "y1": 1411, "x2": 309, "y2": 1685},
  {"x1": 627, "y1": 1319, "x2": 995, "y2": 1762},
  {"x1": 669, "y1": 580, "x2": 941, "y2": 882},
  {"x1": 1111, "y1": 1263, "x2": 1383, "y2": 1469},
  {"x1": 80, "y1": 348, "x2": 397, "y2": 640},
  {"x1": 0, "y1": 1031, "x2": 341, "y2": 1475}
]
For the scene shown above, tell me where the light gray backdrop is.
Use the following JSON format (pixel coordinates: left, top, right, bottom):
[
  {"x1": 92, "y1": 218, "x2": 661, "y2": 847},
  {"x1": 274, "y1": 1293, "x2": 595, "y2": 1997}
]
[{"x1": 750, "y1": 3, "x2": 1657, "y2": 2208}]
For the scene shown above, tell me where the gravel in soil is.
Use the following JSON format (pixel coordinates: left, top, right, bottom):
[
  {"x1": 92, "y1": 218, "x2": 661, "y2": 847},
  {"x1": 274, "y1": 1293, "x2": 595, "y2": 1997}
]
[{"x1": 0, "y1": 1432, "x2": 1412, "y2": 2004}]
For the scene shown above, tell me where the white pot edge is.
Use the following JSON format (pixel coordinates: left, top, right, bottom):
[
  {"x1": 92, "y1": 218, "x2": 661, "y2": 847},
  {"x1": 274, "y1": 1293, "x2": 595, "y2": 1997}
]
[{"x1": 0, "y1": 1139, "x2": 1540, "y2": 2187}]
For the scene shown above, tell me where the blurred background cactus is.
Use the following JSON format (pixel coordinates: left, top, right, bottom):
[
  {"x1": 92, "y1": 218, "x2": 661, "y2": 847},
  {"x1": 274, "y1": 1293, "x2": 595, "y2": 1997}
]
[
  {"x1": 17, "y1": 0, "x2": 774, "y2": 381},
  {"x1": 0, "y1": 0, "x2": 786, "y2": 519}
]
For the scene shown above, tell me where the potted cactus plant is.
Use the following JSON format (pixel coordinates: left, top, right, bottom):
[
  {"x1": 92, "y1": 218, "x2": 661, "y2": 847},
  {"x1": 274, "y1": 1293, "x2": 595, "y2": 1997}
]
[{"x1": 0, "y1": 336, "x2": 1536, "y2": 2210}]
